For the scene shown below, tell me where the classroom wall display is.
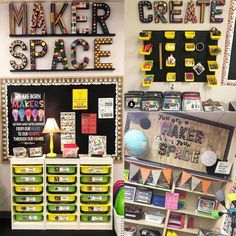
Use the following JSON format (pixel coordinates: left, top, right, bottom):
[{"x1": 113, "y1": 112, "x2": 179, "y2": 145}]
[
  {"x1": 0, "y1": 77, "x2": 123, "y2": 161},
  {"x1": 222, "y1": 0, "x2": 236, "y2": 85},
  {"x1": 8, "y1": 2, "x2": 115, "y2": 72},
  {"x1": 125, "y1": 112, "x2": 234, "y2": 174}
]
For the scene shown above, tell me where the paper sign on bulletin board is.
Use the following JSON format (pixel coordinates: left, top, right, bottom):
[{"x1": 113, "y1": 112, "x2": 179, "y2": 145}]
[
  {"x1": 81, "y1": 113, "x2": 97, "y2": 134},
  {"x1": 72, "y1": 89, "x2": 88, "y2": 110},
  {"x1": 215, "y1": 162, "x2": 233, "y2": 175}
]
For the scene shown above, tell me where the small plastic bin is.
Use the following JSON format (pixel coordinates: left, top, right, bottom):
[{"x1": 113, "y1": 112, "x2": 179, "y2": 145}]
[
  {"x1": 185, "y1": 31, "x2": 195, "y2": 39},
  {"x1": 47, "y1": 165, "x2": 77, "y2": 175},
  {"x1": 80, "y1": 184, "x2": 109, "y2": 193},
  {"x1": 185, "y1": 43, "x2": 195, "y2": 52},
  {"x1": 47, "y1": 184, "x2": 76, "y2": 194},
  {"x1": 80, "y1": 166, "x2": 110, "y2": 175},
  {"x1": 80, "y1": 204, "x2": 110, "y2": 213},
  {"x1": 125, "y1": 205, "x2": 143, "y2": 220},
  {"x1": 13, "y1": 175, "x2": 43, "y2": 184},
  {"x1": 80, "y1": 193, "x2": 109, "y2": 204},
  {"x1": 151, "y1": 195, "x2": 166, "y2": 207},
  {"x1": 164, "y1": 31, "x2": 175, "y2": 39},
  {"x1": 14, "y1": 185, "x2": 43, "y2": 194},
  {"x1": 208, "y1": 61, "x2": 219, "y2": 72},
  {"x1": 62, "y1": 144, "x2": 78, "y2": 158},
  {"x1": 47, "y1": 203, "x2": 76, "y2": 213},
  {"x1": 47, "y1": 175, "x2": 76, "y2": 184},
  {"x1": 80, "y1": 213, "x2": 110, "y2": 222},
  {"x1": 13, "y1": 165, "x2": 43, "y2": 174},
  {"x1": 140, "y1": 44, "x2": 153, "y2": 55},
  {"x1": 47, "y1": 194, "x2": 76, "y2": 203},
  {"x1": 166, "y1": 73, "x2": 176, "y2": 82},
  {"x1": 140, "y1": 60, "x2": 153, "y2": 72},
  {"x1": 14, "y1": 213, "x2": 43, "y2": 221},
  {"x1": 165, "y1": 43, "x2": 176, "y2": 51},
  {"x1": 14, "y1": 195, "x2": 43, "y2": 204},
  {"x1": 207, "y1": 75, "x2": 218, "y2": 87},
  {"x1": 139, "y1": 31, "x2": 152, "y2": 41},
  {"x1": 80, "y1": 175, "x2": 110, "y2": 184},
  {"x1": 144, "y1": 211, "x2": 165, "y2": 224},
  {"x1": 47, "y1": 213, "x2": 77, "y2": 222},
  {"x1": 14, "y1": 204, "x2": 43, "y2": 213}
]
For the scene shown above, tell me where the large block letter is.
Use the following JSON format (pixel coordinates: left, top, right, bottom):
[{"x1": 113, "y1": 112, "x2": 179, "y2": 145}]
[
  {"x1": 197, "y1": 0, "x2": 210, "y2": 23},
  {"x1": 210, "y1": 0, "x2": 225, "y2": 23},
  {"x1": 154, "y1": 1, "x2": 168, "y2": 23},
  {"x1": 30, "y1": 40, "x2": 47, "y2": 70},
  {"x1": 138, "y1": 1, "x2": 153, "y2": 23}
]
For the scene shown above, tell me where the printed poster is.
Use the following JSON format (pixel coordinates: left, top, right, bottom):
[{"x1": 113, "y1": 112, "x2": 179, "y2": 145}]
[
  {"x1": 89, "y1": 135, "x2": 106, "y2": 156},
  {"x1": 81, "y1": 113, "x2": 97, "y2": 134},
  {"x1": 72, "y1": 89, "x2": 88, "y2": 110},
  {"x1": 98, "y1": 98, "x2": 114, "y2": 119}
]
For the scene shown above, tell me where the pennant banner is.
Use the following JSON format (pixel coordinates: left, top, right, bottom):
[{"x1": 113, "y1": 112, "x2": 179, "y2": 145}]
[
  {"x1": 180, "y1": 172, "x2": 192, "y2": 186},
  {"x1": 152, "y1": 169, "x2": 162, "y2": 185},
  {"x1": 173, "y1": 169, "x2": 182, "y2": 184},
  {"x1": 140, "y1": 167, "x2": 151, "y2": 184},
  {"x1": 202, "y1": 179, "x2": 212, "y2": 194},
  {"x1": 191, "y1": 176, "x2": 202, "y2": 191},
  {"x1": 129, "y1": 163, "x2": 140, "y2": 180},
  {"x1": 212, "y1": 181, "x2": 222, "y2": 193},
  {"x1": 162, "y1": 168, "x2": 172, "y2": 185}
]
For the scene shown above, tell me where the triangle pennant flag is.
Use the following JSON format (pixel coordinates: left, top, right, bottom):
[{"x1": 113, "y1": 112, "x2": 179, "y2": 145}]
[
  {"x1": 180, "y1": 172, "x2": 192, "y2": 186},
  {"x1": 202, "y1": 179, "x2": 212, "y2": 194},
  {"x1": 173, "y1": 170, "x2": 182, "y2": 184},
  {"x1": 140, "y1": 167, "x2": 151, "y2": 184},
  {"x1": 129, "y1": 163, "x2": 140, "y2": 180},
  {"x1": 152, "y1": 169, "x2": 162, "y2": 185},
  {"x1": 191, "y1": 176, "x2": 202, "y2": 191},
  {"x1": 212, "y1": 181, "x2": 222, "y2": 192},
  {"x1": 162, "y1": 168, "x2": 172, "y2": 185}
]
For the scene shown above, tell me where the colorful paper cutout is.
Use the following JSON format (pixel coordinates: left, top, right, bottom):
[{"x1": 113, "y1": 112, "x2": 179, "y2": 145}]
[
  {"x1": 202, "y1": 179, "x2": 212, "y2": 194},
  {"x1": 180, "y1": 172, "x2": 192, "y2": 186},
  {"x1": 162, "y1": 168, "x2": 172, "y2": 185},
  {"x1": 129, "y1": 163, "x2": 140, "y2": 180},
  {"x1": 140, "y1": 167, "x2": 151, "y2": 184},
  {"x1": 191, "y1": 176, "x2": 202, "y2": 191},
  {"x1": 152, "y1": 169, "x2": 162, "y2": 185}
]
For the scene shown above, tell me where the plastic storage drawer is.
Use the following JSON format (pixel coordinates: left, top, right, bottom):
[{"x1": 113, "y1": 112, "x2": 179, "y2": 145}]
[
  {"x1": 80, "y1": 175, "x2": 110, "y2": 184},
  {"x1": 80, "y1": 166, "x2": 110, "y2": 175},
  {"x1": 47, "y1": 194, "x2": 76, "y2": 203},
  {"x1": 47, "y1": 184, "x2": 76, "y2": 194},
  {"x1": 13, "y1": 175, "x2": 43, "y2": 184},
  {"x1": 47, "y1": 175, "x2": 76, "y2": 184},
  {"x1": 80, "y1": 194, "x2": 109, "y2": 204},
  {"x1": 80, "y1": 214, "x2": 110, "y2": 222},
  {"x1": 13, "y1": 166, "x2": 43, "y2": 174},
  {"x1": 80, "y1": 184, "x2": 109, "y2": 193},
  {"x1": 47, "y1": 213, "x2": 77, "y2": 222},
  {"x1": 14, "y1": 213, "x2": 43, "y2": 221},
  {"x1": 14, "y1": 185, "x2": 43, "y2": 194},
  {"x1": 80, "y1": 204, "x2": 110, "y2": 213},
  {"x1": 14, "y1": 195, "x2": 43, "y2": 204},
  {"x1": 47, "y1": 165, "x2": 77, "y2": 175},
  {"x1": 47, "y1": 204, "x2": 76, "y2": 213},
  {"x1": 14, "y1": 204, "x2": 43, "y2": 213}
]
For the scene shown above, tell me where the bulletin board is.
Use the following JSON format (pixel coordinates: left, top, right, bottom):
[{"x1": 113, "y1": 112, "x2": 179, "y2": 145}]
[
  {"x1": 125, "y1": 112, "x2": 234, "y2": 174},
  {"x1": 142, "y1": 30, "x2": 217, "y2": 82},
  {"x1": 0, "y1": 77, "x2": 123, "y2": 161}
]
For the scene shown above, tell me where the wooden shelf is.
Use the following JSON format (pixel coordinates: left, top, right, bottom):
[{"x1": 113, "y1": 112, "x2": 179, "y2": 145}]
[
  {"x1": 170, "y1": 208, "x2": 216, "y2": 220},
  {"x1": 124, "y1": 218, "x2": 165, "y2": 229},
  {"x1": 125, "y1": 200, "x2": 167, "y2": 211},
  {"x1": 175, "y1": 187, "x2": 215, "y2": 197},
  {"x1": 9, "y1": 33, "x2": 116, "y2": 37},
  {"x1": 10, "y1": 68, "x2": 115, "y2": 72},
  {"x1": 125, "y1": 181, "x2": 171, "y2": 192},
  {"x1": 167, "y1": 227, "x2": 199, "y2": 234}
]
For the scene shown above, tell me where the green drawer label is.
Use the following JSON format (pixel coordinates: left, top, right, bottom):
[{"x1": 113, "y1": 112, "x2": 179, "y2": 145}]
[
  {"x1": 89, "y1": 196, "x2": 102, "y2": 201},
  {"x1": 57, "y1": 215, "x2": 68, "y2": 221},
  {"x1": 25, "y1": 197, "x2": 36, "y2": 202},
  {"x1": 59, "y1": 196, "x2": 70, "y2": 201},
  {"x1": 21, "y1": 186, "x2": 35, "y2": 192},
  {"x1": 91, "y1": 216, "x2": 103, "y2": 221},
  {"x1": 88, "y1": 168, "x2": 103, "y2": 173},
  {"x1": 21, "y1": 168, "x2": 35, "y2": 173},
  {"x1": 89, "y1": 206, "x2": 103, "y2": 212},
  {"x1": 59, "y1": 167, "x2": 70, "y2": 173},
  {"x1": 58, "y1": 206, "x2": 70, "y2": 211},
  {"x1": 59, "y1": 176, "x2": 69, "y2": 182},
  {"x1": 21, "y1": 177, "x2": 36, "y2": 182},
  {"x1": 91, "y1": 186, "x2": 102, "y2": 191},
  {"x1": 22, "y1": 206, "x2": 36, "y2": 211},
  {"x1": 92, "y1": 177, "x2": 103, "y2": 182},
  {"x1": 54, "y1": 186, "x2": 69, "y2": 192}
]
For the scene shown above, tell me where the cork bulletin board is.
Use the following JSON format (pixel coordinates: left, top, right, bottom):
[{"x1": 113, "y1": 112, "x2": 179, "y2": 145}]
[{"x1": 125, "y1": 112, "x2": 234, "y2": 174}]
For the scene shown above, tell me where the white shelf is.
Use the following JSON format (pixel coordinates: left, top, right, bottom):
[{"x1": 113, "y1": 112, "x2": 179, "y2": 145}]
[
  {"x1": 46, "y1": 222, "x2": 78, "y2": 230},
  {"x1": 11, "y1": 155, "x2": 45, "y2": 164},
  {"x1": 124, "y1": 218, "x2": 165, "y2": 229},
  {"x1": 12, "y1": 221, "x2": 44, "y2": 230},
  {"x1": 167, "y1": 227, "x2": 199, "y2": 234},
  {"x1": 125, "y1": 200, "x2": 167, "y2": 211},
  {"x1": 79, "y1": 222, "x2": 113, "y2": 230},
  {"x1": 175, "y1": 187, "x2": 215, "y2": 197},
  {"x1": 125, "y1": 181, "x2": 171, "y2": 192}
]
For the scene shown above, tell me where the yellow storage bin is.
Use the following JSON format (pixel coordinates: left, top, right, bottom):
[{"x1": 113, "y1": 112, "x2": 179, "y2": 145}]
[
  {"x1": 207, "y1": 75, "x2": 218, "y2": 87},
  {"x1": 13, "y1": 165, "x2": 43, "y2": 174},
  {"x1": 81, "y1": 204, "x2": 110, "y2": 213},
  {"x1": 80, "y1": 166, "x2": 110, "y2": 175},
  {"x1": 140, "y1": 45, "x2": 153, "y2": 55},
  {"x1": 165, "y1": 43, "x2": 176, "y2": 52},
  {"x1": 185, "y1": 58, "x2": 195, "y2": 67},
  {"x1": 139, "y1": 31, "x2": 152, "y2": 41},
  {"x1": 47, "y1": 213, "x2": 77, "y2": 222},
  {"x1": 185, "y1": 31, "x2": 195, "y2": 39},
  {"x1": 47, "y1": 175, "x2": 76, "y2": 184},
  {"x1": 14, "y1": 185, "x2": 43, "y2": 194},
  {"x1": 47, "y1": 194, "x2": 76, "y2": 203},
  {"x1": 142, "y1": 74, "x2": 154, "y2": 87},
  {"x1": 208, "y1": 45, "x2": 221, "y2": 56},
  {"x1": 208, "y1": 61, "x2": 219, "y2": 72},
  {"x1": 140, "y1": 60, "x2": 153, "y2": 72},
  {"x1": 185, "y1": 43, "x2": 195, "y2": 52},
  {"x1": 210, "y1": 32, "x2": 222, "y2": 40},
  {"x1": 164, "y1": 31, "x2": 175, "y2": 39},
  {"x1": 80, "y1": 184, "x2": 109, "y2": 193},
  {"x1": 14, "y1": 204, "x2": 43, "y2": 213},
  {"x1": 166, "y1": 73, "x2": 176, "y2": 82}
]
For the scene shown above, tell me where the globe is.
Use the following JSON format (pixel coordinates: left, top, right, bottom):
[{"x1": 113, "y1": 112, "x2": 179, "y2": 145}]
[{"x1": 124, "y1": 129, "x2": 148, "y2": 156}]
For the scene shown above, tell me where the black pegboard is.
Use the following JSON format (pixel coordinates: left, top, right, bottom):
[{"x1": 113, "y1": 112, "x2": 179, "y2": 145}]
[{"x1": 143, "y1": 30, "x2": 218, "y2": 82}]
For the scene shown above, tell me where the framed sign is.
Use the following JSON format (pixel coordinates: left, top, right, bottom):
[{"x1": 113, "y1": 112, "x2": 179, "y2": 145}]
[
  {"x1": 1, "y1": 77, "x2": 123, "y2": 162},
  {"x1": 125, "y1": 112, "x2": 234, "y2": 174}
]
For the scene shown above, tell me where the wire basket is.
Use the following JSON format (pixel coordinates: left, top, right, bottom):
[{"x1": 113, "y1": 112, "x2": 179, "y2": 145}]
[{"x1": 114, "y1": 208, "x2": 124, "y2": 236}]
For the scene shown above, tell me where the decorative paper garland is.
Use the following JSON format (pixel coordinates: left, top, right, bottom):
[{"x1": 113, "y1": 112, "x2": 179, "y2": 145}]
[{"x1": 30, "y1": 40, "x2": 47, "y2": 70}]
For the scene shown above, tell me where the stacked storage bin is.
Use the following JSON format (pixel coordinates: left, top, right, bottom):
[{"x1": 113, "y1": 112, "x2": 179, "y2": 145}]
[
  {"x1": 80, "y1": 164, "x2": 112, "y2": 226},
  {"x1": 12, "y1": 163, "x2": 44, "y2": 227},
  {"x1": 46, "y1": 164, "x2": 77, "y2": 224}
]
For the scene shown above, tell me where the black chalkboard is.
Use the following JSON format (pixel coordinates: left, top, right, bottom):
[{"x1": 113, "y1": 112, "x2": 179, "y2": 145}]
[
  {"x1": 7, "y1": 84, "x2": 117, "y2": 156},
  {"x1": 143, "y1": 30, "x2": 217, "y2": 82},
  {"x1": 228, "y1": 22, "x2": 236, "y2": 80}
]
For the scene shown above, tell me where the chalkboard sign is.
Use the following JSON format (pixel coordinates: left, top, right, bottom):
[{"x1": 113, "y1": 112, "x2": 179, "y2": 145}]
[{"x1": 1, "y1": 77, "x2": 123, "y2": 161}]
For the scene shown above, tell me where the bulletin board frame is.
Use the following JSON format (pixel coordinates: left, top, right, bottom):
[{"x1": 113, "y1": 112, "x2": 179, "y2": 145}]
[{"x1": 0, "y1": 76, "x2": 123, "y2": 162}]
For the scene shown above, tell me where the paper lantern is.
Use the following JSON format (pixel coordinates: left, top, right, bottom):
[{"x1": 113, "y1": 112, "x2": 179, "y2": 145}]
[
  {"x1": 30, "y1": 40, "x2": 47, "y2": 70},
  {"x1": 138, "y1": 1, "x2": 153, "y2": 23},
  {"x1": 94, "y1": 38, "x2": 113, "y2": 69},
  {"x1": 154, "y1": 1, "x2": 168, "y2": 23},
  {"x1": 9, "y1": 40, "x2": 28, "y2": 70}
]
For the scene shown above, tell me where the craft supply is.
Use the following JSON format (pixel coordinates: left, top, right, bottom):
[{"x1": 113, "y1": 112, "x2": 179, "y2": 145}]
[
  {"x1": 162, "y1": 92, "x2": 182, "y2": 111},
  {"x1": 141, "y1": 92, "x2": 162, "y2": 111},
  {"x1": 125, "y1": 205, "x2": 142, "y2": 220},
  {"x1": 182, "y1": 92, "x2": 202, "y2": 111},
  {"x1": 159, "y1": 43, "x2": 163, "y2": 70},
  {"x1": 125, "y1": 91, "x2": 144, "y2": 110},
  {"x1": 134, "y1": 188, "x2": 153, "y2": 204}
]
